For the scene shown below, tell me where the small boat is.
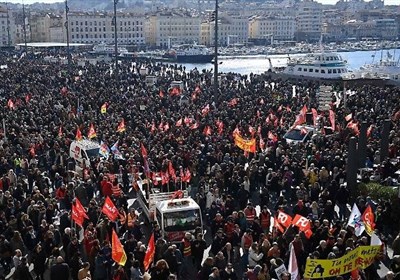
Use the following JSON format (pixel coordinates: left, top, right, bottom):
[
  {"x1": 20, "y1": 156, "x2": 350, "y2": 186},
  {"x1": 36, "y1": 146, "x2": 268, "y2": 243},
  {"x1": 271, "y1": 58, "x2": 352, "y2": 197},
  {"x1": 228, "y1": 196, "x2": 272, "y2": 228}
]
[
  {"x1": 165, "y1": 43, "x2": 214, "y2": 63},
  {"x1": 90, "y1": 42, "x2": 128, "y2": 55}
]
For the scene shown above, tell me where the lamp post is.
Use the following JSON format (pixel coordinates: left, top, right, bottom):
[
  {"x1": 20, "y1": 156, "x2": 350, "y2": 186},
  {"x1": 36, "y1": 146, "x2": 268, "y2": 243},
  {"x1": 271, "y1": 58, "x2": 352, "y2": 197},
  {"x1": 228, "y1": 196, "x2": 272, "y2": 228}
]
[
  {"x1": 22, "y1": 2, "x2": 28, "y2": 53},
  {"x1": 113, "y1": 0, "x2": 119, "y2": 82},
  {"x1": 65, "y1": 0, "x2": 71, "y2": 67},
  {"x1": 213, "y1": 0, "x2": 218, "y2": 96}
]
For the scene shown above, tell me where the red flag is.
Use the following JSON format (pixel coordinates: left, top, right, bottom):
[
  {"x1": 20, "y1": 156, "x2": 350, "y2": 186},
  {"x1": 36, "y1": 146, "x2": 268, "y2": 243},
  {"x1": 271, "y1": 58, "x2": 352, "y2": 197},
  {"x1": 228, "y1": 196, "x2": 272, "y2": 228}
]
[
  {"x1": 161, "y1": 171, "x2": 169, "y2": 185},
  {"x1": 292, "y1": 214, "x2": 313, "y2": 239},
  {"x1": 170, "y1": 190, "x2": 184, "y2": 200},
  {"x1": 201, "y1": 104, "x2": 210, "y2": 116},
  {"x1": 58, "y1": 126, "x2": 63, "y2": 138},
  {"x1": 168, "y1": 161, "x2": 177, "y2": 181},
  {"x1": 184, "y1": 116, "x2": 191, "y2": 126},
  {"x1": 141, "y1": 143, "x2": 148, "y2": 159},
  {"x1": 216, "y1": 120, "x2": 224, "y2": 135},
  {"x1": 102, "y1": 197, "x2": 119, "y2": 222},
  {"x1": 143, "y1": 233, "x2": 155, "y2": 271},
  {"x1": 228, "y1": 98, "x2": 238, "y2": 107},
  {"x1": 329, "y1": 110, "x2": 336, "y2": 131},
  {"x1": 232, "y1": 127, "x2": 240, "y2": 137},
  {"x1": 190, "y1": 122, "x2": 199, "y2": 130},
  {"x1": 203, "y1": 126, "x2": 212, "y2": 136},
  {"x1": 151, "y1": 121, "x2": 156, "y2": 133},
  {"x1": 71, "y1": 205, "x2": 84, "y2": 227},
  {"x1": 183, "y1": 169, "x2": 191, "y2": 183},
  {"x1": 268, "y1": 131, "x2": 278, "y2": 142},
  {"x1": 293, "y1": 114, "x2": 306, "y2": 126},
  {"x1": 169, "y1": 87, "x2": 181, "y2": 96},
  {"x1": 345, "y1": 113, "x2": 353, "y2": 122},
  {"x1": 29, "y1": 145, "x2": 35, "y2": 157},
  {"x1": 76, "y1": 127, "x2": 83, "y2": 141},
  {"x1": 311, "y1": 108, "x2": 318, "y2": 126},
  {"x1": 112, "y1": 229, "x2": 127, "y2": 266},
  {"x1": 88, "y1": 123, "x2": 97, "y2": 139},
  {"x1": 176, "y1": 118, "x2": 183, "y2": 127},
  {"x1": 194, "y1": 86, "x2": 201, "y2": 94},
  {"x1": 300, "y1": 105, "x2": 308, "y2": 116},
  {"x1": 7, "y1": 99, "x2": 14, "y2": 110},
  {"x1": 274, "y1": 217, "x2": 285, "y2": 233},
  {"x1": 276, "y1": 211, "x2": 292, "y2": 228},
  {"x1": 75, "y1": 198, "x2": 89, "y2": 219},
  {"x1": 159, "y1": 90, "x2": 164, "y2": 98},
  {"x1": 277, "y1": 105, "x2": 283, "y2": 112},
  {"x1": 117, "y1": 119, "x2": 126, "y2": 133},
  {"x1": 362, "y1": 205, "x2": 375, "y2": 236},
  {"x1": 60, "y1": 86, "x2": 68, "y2": 96},
  {"x1": 347, "y1": 121, "x2": 360, "y2": 135},
  {"x1": 259, "y1": 98, "x2": 264, "y2": 105},
  {"x1": 152, "y1": 172, "x2": 159, "y2": 186},
  {"x1": 25, "y1": 94, "x2": 31, "y2": 103},
  {"x1": 164, "y1": 122, "x2": 170, "y2": 131},
  {"x1": 158, "y1": 121, "x2": 164, "y2": 131},
  {"x1": 286, "y1": 106, "x2": 292, "y2": 112}
]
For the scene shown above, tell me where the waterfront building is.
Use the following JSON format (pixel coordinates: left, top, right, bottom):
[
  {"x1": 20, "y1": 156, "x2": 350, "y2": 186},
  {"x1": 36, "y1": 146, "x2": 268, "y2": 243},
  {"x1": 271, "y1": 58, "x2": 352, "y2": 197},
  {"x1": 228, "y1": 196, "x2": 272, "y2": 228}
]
[
  {"x1": 200, "y1": 13, "x2": 249, "y2": 46},
  {"x1": 249, "y1": 15, "x2": 295, "y2": 42},
  {"x1": 145, "y1": 10, "x2": 201, "y2": 48},
  {"x1": 30, "y1": 13, "x2": 64, "y2": 43},
  {"x1": 0, "y1": 5, "x2": 15, "y2": 47},
  {"x1": 67, "y1": 12, "x2": 146, "y2": 46},
  {"x1": 295, "y1": 0, "x2": 323, "y2": 42}
]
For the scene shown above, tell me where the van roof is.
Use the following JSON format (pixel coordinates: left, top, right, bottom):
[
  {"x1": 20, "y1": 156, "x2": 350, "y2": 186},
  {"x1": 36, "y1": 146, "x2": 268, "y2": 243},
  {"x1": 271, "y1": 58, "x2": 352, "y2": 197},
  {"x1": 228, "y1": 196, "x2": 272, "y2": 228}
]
[
  {"x1": 73, "y1": 139, "x2": 100, "y2": 149},
  {"x1": 156, "y1": 198, "x2": 200, "y2": 213}
]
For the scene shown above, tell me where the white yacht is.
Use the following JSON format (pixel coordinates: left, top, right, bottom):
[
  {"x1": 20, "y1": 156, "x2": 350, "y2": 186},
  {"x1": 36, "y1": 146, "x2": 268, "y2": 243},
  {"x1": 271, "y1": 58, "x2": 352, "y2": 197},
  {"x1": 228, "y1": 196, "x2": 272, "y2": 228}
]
[{"x1": 269, "y1": 52, "x2": 349, "y2": 80}]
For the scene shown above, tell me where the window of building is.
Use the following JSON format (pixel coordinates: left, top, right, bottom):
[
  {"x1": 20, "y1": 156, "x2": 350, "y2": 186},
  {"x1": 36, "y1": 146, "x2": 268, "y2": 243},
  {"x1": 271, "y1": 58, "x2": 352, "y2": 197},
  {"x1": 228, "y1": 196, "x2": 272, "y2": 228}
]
[
  {"x1": 333, "y1": 69, "x2": 337, "y2": 74},
  {"x1": 321, "y1": 69, "x2": 325, "y2": 73},
  {"x1": 328, "y1": 69, "x2": 332, "y2": 74}
]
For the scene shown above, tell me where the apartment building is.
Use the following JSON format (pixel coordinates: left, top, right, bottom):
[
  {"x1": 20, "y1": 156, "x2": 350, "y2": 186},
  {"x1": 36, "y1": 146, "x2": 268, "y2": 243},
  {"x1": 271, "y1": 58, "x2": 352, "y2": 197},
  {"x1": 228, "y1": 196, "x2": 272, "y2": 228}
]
[
  {"x1": 30, "y1": 13, "x2": 64, "y2": 42},
  {"x1": 68, "y1": 12, "x2": 145, "y2": 45},
  {"x1": 295, "y1": 0, "x2": 323, "y2": 42},
  {"x1": 200, "y1": 14, "x2": 249, "y2": 46},
  {"x1": 145, "y1": 10, "x2": 201, "y2": 47},
  {"x1": 249, "y1": 15, "x2": 295, "y2": 41},
  {"x1": 0, "y1": 5, "x2": 15, "y2": 47}
]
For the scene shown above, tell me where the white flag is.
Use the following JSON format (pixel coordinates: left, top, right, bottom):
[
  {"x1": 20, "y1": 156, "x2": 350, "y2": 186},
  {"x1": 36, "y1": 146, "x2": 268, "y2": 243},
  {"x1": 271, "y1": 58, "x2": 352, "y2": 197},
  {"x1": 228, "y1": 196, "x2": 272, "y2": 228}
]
[
  {"x1": 288, "y1": 244, "x2": 299, "y2": 280},
  {"x1": 347, "y1": 203, "x2": 365, "y2": 236},
  {"x1": 371, "y1": 232, "x2": 382, "y2": 246}
]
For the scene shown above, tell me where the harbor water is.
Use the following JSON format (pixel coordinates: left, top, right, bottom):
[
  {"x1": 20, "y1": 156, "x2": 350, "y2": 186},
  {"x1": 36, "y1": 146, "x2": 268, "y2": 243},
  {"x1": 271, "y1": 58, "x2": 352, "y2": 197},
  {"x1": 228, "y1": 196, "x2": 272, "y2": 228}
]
[{"x1": 181, "y1": 48, "x2": 400, "y2": 75}]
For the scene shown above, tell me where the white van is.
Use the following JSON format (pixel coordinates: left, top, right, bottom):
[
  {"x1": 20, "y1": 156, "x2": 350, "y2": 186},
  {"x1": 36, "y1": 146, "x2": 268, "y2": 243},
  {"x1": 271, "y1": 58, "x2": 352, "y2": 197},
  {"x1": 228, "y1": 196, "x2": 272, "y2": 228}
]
[{"x1": 69, "y1": 139, "x2": 101, "y2": 166}]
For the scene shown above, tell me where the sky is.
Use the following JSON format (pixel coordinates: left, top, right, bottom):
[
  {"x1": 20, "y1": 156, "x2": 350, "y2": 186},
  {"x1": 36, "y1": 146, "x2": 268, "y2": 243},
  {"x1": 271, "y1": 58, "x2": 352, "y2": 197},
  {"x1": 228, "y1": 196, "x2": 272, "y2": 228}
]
[{"x1": 2, "y1": 0, "x2": 399, "y2": 5}]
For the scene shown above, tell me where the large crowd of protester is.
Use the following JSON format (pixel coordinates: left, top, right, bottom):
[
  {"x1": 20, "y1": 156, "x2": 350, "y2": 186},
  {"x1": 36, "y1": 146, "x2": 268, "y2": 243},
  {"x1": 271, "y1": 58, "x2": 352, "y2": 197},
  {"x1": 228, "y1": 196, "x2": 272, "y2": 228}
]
[{"x1": 0, "y1": 52, "x2": 399, "y2": 280}]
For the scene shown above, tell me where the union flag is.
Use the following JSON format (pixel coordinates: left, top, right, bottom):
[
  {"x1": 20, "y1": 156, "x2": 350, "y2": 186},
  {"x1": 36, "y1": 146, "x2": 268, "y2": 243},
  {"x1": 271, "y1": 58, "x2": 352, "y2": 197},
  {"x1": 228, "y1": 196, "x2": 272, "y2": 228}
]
[
  {"x1": 88, "y1": 123, "x2": 97, "y2": 139},
  {"x1": 102, "y1": 197, "x2": 118, "y2": 221},
  {"x1": 112, "y1": 229, "x2": 127, "y2": 266},
  {"x1": 143, "y1": 233, "x2": 155, "y2": 271},
  {"x1": 76, "y1": 127, "x2": 83, "y2": 141},
  {"x1": 117, "y1": 119, "x2": 126, "y2": 133},
  {"x1": 72, "y1": 204, "x2": 84, "y2": 227}
]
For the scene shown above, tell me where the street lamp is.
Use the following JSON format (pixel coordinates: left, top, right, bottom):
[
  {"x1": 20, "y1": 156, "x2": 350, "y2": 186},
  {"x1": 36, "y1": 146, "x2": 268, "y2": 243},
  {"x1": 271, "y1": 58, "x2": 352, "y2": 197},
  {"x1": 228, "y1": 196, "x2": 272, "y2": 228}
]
[
  {"x1": 213, "y1": 0, "x2": 218, "y2": 96},
  {"x1": 113, "y1": 0, "x2": 119, "y2": 82},
  {"x1": 65, "y1": 0, "x2": 71, "y2": 66},
  {"x1": 22, "y1": 1, "x2": 28, "y2": 53}
]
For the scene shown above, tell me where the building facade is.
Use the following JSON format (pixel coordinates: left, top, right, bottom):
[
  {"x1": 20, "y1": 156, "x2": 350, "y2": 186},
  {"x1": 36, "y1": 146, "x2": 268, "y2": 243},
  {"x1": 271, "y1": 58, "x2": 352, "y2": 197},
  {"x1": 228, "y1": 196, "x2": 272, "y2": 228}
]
[
  {"x1": 249, "y1": 16, "x2": 295, "y2": 42},
  {"x1": 200, "y1": 14, "x2": 249, "y2": 46},
  {"x1": 0, "y1": 6, "x2": 15, "y2": 47},
  {"x1": 68, "y1": 12, "x2": 145, "y2": 45},
  {"x1": 145, "y1": 11, "x2": 201, "y2": 47},
  {"x1": 30, "y1": 13, "x2": 64, "y2": 42},
  {"x1": 295, "y1": 0, "x2": 323, "y2": 42}
]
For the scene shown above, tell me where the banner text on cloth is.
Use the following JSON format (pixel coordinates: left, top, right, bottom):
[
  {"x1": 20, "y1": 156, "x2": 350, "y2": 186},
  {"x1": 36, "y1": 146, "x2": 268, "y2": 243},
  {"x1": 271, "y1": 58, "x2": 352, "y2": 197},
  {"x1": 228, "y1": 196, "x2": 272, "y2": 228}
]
[
  {"x1": 304, "y1": 245, "x2": 380, "y2": 279},
  {"x1": 234, "y1": 134, "x2": 256, "y2": 153}
]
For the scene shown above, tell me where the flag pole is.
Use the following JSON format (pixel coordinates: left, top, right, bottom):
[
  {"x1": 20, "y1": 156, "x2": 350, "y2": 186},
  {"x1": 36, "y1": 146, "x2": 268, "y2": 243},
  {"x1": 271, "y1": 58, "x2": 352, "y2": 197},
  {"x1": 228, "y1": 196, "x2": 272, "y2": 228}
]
[{"x1": 2, "y1": 119, "x2": 6, "y2": 140}]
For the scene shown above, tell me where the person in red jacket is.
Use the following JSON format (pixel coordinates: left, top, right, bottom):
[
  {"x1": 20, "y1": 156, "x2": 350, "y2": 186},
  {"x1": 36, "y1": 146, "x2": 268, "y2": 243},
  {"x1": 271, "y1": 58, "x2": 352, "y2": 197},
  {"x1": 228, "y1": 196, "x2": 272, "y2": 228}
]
[
  {"x1": 259, "y1": 206, "x2": 271, "y2": 233},
  {"x1": 101, "y1": 176, "x2": 113, "y2": 197}
]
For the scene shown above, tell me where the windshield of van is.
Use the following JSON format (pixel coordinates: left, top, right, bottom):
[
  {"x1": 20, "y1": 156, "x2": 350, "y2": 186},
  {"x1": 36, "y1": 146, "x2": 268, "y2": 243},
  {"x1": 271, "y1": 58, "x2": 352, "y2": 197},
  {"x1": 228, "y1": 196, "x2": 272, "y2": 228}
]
[
  {"x1": 163, "y1": 209, "x2": 202, "y2": 232},
  {"x1": 86, "y1": 148, "x2": 100, "y2": 158},
  {"x1": 284, "y1": 129, "x2": 305, "y2": 141}
]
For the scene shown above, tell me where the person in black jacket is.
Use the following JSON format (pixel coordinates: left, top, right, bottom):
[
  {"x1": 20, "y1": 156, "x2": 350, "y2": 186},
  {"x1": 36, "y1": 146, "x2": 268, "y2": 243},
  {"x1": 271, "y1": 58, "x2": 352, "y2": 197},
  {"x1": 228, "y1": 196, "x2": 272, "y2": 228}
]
[
  {"x1": 14, "y1": 257, "x2": 33, "y2": 280},
  {"x1": 191, "y1": 233, "x2": 207, "y2": 270},
  {"x1": 50, "y1": 256, "x2": 70, "y2": 280},
  {"x1": 32, "y1": 244, "x2": 47, "y2": 280}
]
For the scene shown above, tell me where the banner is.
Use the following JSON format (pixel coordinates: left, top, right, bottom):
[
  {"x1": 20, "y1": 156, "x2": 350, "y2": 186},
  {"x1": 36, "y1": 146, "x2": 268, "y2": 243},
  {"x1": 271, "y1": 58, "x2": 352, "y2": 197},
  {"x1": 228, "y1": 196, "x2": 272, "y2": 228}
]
[
  {"x1": 102, "y1": 196, "x2": 119, "y2": 221},
  {"x1": 234, "y1": 134, "x2": 256, "y2": 153},
  {"x1": 304, "y1": 246, "x2": 380, "y2": 279},
  {"x1": 144, "y1": 233, "x2": 155, "y2": 271}
]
